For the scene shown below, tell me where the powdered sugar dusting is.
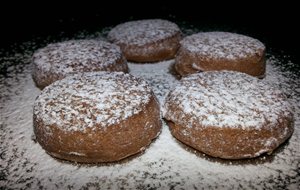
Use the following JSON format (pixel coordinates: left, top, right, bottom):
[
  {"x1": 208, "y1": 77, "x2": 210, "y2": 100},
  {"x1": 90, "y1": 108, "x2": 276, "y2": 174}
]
[
  {"x1": 32, "y1": 39, "x2": 127, "y2": 83},
  {"x1": 33, "y1": 72, "x2": 152, "y2": 131},
  {"x1": 128, "y1": 60, "x2": 179, "y2": 104},
  {"x1": 108, "y1": 19, "x2": 181, "y2": 46},
  {"x1": 1, "y1": 31, "x2": 299, "y2": 189},
  {"x1": 163, "y1": 71, "x2": 293, "y2": 128},
  {"x1": 181, "y1": 32, "x2": 265, "y2": 60}
]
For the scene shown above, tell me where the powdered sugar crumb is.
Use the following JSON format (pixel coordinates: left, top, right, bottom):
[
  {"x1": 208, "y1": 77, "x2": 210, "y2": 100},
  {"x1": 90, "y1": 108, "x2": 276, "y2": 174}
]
[{"x1": 1, "y1": 34, "x2": 299, "y2": 189}]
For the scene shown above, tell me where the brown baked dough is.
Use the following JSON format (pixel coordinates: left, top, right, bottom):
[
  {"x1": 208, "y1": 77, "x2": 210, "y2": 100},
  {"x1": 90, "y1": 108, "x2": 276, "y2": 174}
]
[
  {"x1": 108, "y1": 19, "x2": 182, "y2": 63},
  {"x1": 33, "y1": 72, "x2": 161, "y2": 163},
  {"x1": 32, "y1": 39, "x2": 128, "y2": 89},
  {"x1": 175, "y1": 32, "x2": 266, "y2": 78},
  {"x1": 163, "y1": 71, "x2": 294, "y2": 159}
]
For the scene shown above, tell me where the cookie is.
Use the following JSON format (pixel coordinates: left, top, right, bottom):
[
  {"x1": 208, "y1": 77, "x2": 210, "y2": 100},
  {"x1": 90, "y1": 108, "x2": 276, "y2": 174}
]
[
  {"x1": 108, "y1": 19, "x2": 182, "y2": 62},
  {"x1": 163, "y1": 71, "x2": 294, "y2": 159},
  {"x1": 33, "y1": 72, "x2": 162, "y2": 163},
  {"x1": 175, "y1": 32, "x2": 266, "y2": 78},
  {"x1": 32, "y1": 39, "x2": 128, "y2": 89}
]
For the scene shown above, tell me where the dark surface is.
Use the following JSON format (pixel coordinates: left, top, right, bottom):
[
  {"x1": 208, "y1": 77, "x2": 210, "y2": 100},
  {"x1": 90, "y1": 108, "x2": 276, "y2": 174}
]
[{"x1": 1, "y1": 3, "x2": 299, "y2": 63}]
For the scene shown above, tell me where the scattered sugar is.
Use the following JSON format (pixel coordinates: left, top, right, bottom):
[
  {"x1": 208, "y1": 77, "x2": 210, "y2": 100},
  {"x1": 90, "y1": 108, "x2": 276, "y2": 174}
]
[
  {"x1": 128, "y1": 60, "x2": 179, "y2": 104},
  {"x1": 163, "y1": 71, "x2": 293, "y2": 129},
  {"x1": 1, "y1": 31, "x2": 299, "y2": 189},
  {"x1": 107, "y1": 19, "x2": 181, "y2": 46},
  {"x1": 32, "y1": 39, "x2": 128, "y2": 87},
  {"x1": 34, "y1": 72, "x2": 152, "y2": 131},
  {"x1": 181, "y1": 32, "x2": 265, "y2": 60}
]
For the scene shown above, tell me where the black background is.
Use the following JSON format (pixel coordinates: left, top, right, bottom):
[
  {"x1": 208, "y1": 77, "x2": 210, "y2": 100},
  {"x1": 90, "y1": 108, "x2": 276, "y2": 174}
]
[{"x1": 1, "y1": 2, "x2": 299, "y2": 64}]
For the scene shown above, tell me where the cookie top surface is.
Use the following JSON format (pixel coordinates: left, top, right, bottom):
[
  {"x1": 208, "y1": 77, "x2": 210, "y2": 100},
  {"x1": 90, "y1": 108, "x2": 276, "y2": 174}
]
[
  {"x1": 34, "y1": 72, "x2": 153, "y2": 132},
  {"x1": 33, "y1": 39, "x2": 124, "y2": 75},
  {"x1": 163, "y1": 71, "x2": 293, "y2": 129},
  {"x1": 180, "y1": 32, "x2": 265, "y2": 60},
  {"x1": 108, "y1": 19, "x2": 181, "y2": 46}
]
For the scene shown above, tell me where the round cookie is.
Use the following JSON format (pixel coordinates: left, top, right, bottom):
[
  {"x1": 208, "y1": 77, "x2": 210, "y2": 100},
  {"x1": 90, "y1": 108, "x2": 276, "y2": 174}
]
[
  {"x1": 175, "y1": 32, "x2": 266, "y2": 78},
  {"x1": 33, "y1": 72, "x2": 162, "y2": 163},
  {"x1": 107, "y1": 19, "x2": 182, "y2": 62},
  {"x1": 163, "y1": 71, "x2": 294, "y2": 159},
  {"x1": 32, "y1": 39, "x2": 128, "y2": 89}
]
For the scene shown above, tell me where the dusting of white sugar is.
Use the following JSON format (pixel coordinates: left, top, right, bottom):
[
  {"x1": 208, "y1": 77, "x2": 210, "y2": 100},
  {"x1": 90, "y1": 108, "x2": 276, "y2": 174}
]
[
  {"x1": 1, "y1": 30, "x2": 299, "y2": 189},
  {"x1": 107, "y1": 19, "x2": 181, "y2": 46},
  {"x1": 181, "y1": 32, "x2": 265, "y2": 60},
  {"x1": 34, "y1": 72, "x2": 152, "y2": 132},
  {"x1": 32, "y1": 39, "x2": 128, "y2": 87},
  {"x1": 163, "y1": 71, "x2": 293, "y2": 129}
]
